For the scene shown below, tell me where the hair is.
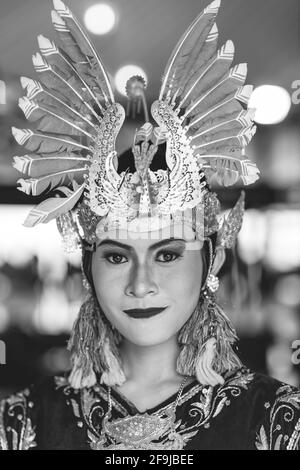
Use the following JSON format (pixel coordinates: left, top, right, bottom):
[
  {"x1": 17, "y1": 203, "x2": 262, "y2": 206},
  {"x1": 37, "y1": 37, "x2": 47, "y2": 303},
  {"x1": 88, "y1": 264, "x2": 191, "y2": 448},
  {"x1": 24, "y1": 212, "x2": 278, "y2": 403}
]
[{"x1": 201, "y1": 232, "x2": 217, "y2": 288}]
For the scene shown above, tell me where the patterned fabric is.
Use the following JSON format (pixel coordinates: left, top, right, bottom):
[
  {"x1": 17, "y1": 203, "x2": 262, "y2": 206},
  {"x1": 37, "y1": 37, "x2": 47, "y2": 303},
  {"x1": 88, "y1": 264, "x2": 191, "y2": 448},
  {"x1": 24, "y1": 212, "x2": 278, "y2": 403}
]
[{"x1": 0, "y1": 367, "x2": 299, "y2": 450}]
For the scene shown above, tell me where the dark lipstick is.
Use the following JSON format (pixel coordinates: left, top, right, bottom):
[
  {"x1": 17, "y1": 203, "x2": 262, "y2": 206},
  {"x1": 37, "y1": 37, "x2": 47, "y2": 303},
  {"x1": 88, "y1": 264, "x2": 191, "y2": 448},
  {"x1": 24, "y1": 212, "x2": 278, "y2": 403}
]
[{"x1": 123, "y1": 307, "x2": 167, "y2": 318}]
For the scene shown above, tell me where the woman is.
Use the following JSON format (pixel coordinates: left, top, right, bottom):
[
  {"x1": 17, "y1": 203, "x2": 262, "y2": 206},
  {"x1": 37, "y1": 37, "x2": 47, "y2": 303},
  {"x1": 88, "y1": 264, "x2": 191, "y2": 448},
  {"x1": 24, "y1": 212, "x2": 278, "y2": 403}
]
[
  {"x1": 1, "y1": 215, "x2": 299, "y2": 450},
  {"x1": 1, "y1": 0, "x2": 299, "y2": 450}
]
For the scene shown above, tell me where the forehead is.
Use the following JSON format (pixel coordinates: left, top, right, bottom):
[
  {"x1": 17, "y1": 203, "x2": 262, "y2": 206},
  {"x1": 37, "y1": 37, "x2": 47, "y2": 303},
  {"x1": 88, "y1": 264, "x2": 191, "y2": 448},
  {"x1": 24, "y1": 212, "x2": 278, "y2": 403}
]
[{"x1": 96, "y1": 223, "x2": 204, "y2": 251}]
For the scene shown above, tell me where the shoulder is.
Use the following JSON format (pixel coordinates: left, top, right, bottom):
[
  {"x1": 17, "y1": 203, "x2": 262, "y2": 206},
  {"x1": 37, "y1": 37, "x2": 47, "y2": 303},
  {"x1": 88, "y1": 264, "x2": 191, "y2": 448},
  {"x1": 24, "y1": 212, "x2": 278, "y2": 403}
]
[
  {"x1": 0, "y1": 374, "x2": 73, "y2": 450},
  {"x1": 225, "y1": 368, "x2": 299, "y2": 401},
  {"x1": 223, "y1": 368, "x2": 300, "y2": 449}
]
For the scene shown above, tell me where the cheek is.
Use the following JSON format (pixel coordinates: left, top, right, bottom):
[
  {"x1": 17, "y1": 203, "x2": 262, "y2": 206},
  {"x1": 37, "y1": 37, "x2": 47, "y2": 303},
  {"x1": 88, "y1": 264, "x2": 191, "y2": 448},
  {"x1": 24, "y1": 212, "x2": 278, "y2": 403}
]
[
  {"x1": 91, "y1": 257, "x2": 121, "y2": 310},
  {"x1": 169, "y1": 255, "x2": 203, "y2": 323},
  {"x1": 92, "y1": 252, "x2": 125, "y2": 287},
  {"x1": 167, "y1": 254, "x2": 203, "y2": 298}
]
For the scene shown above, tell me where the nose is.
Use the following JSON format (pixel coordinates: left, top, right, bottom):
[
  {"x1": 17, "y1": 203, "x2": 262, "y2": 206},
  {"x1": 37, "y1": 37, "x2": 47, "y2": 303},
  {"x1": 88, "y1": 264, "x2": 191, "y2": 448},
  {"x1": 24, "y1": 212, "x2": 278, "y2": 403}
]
[{"x1": 125, "y1": 262, "x2": 158, "y2": 298}]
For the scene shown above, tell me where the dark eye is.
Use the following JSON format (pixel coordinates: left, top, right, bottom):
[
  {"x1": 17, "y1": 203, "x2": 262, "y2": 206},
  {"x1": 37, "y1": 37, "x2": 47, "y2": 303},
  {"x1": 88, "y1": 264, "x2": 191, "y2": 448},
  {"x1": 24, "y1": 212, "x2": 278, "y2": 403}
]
[
  {"x1": 104, "y1": 253, "x2": 128, "y2": 264},
  {"x1": 156, "y1": 250, "x2": 182, "y2": 263}
]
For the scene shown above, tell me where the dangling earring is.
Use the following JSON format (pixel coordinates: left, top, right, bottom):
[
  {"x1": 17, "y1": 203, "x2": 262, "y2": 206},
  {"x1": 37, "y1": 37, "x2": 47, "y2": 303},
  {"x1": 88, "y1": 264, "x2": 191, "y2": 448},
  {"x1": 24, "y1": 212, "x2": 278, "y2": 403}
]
[
  {"x1": 68, "y1": 250, "x2": 126, "y2": 389},
  {"x1": 177, "y1": 239, "x2": 242, "y2": 387},
  {"x1": 206, "y1": 273, "x2": 219, "y2": 293},
  {"x1": 195, "y1": 273, "x2": 225, "y2": 387},
  {"x1": 68, "y1": 291, "x2": 126, "y2": 389}
]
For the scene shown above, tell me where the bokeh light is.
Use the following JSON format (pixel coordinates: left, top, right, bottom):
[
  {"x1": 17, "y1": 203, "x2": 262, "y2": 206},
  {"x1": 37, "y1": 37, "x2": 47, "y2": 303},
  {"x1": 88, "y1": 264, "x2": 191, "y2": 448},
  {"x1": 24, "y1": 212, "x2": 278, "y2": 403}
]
[
  {"x1": 114, "y1": 65, "x2": 147, "y2": 96},
  {"x1": 249, "y1": 85, "x2": 291, "y2": 125},
  {"x1": 84, "y1": 4, "x2": 116, "y2": 35}
]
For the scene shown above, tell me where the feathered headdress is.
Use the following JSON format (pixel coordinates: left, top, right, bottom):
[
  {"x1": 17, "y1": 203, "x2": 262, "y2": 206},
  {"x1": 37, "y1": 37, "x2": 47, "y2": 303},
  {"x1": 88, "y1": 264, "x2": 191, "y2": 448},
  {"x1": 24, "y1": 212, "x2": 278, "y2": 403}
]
[{"x1": 12, "y1": 0, "x2": 259, "y2": 252}]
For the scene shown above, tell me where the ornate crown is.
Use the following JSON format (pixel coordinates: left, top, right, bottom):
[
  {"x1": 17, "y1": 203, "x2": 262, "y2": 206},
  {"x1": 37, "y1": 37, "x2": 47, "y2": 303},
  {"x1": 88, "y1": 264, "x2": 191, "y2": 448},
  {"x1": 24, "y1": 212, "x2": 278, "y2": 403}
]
[{"x1": 12, "y1": 0, "x2": 259, "y2": 251}]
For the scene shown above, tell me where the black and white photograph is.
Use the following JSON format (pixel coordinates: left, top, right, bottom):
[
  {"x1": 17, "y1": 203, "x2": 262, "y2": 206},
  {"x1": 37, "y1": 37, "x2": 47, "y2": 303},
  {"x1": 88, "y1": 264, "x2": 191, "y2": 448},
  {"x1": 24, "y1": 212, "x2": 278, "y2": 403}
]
[{"x1": 0, "y1": 0, "x2": 300, "y2": 452}]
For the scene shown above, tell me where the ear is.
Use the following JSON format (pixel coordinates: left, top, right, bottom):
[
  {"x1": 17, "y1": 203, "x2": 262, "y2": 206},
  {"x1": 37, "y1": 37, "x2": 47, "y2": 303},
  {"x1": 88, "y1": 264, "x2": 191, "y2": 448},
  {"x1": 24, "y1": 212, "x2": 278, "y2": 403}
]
[{"x1": 211, "y1": 246, "x2": 226, "y2": 276}]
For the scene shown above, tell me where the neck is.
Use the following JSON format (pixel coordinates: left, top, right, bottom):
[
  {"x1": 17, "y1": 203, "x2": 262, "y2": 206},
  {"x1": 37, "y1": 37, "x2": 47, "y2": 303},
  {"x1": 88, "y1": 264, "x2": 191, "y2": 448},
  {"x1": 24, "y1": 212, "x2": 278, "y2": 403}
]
[{"x1": 119, "y1": 335, "x2": 183, "y2": 386}]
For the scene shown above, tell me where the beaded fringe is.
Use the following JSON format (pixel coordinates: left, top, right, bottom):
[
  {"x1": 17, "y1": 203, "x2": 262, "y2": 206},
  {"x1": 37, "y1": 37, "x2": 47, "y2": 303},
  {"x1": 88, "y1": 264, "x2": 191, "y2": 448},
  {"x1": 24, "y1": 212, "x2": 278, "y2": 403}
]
[
  {"x1": 177, "y1": 294, "x2": 242, "y2": 385},
  {"x1": 68, "y1": 294, "x2": 126, "y2": 388}
]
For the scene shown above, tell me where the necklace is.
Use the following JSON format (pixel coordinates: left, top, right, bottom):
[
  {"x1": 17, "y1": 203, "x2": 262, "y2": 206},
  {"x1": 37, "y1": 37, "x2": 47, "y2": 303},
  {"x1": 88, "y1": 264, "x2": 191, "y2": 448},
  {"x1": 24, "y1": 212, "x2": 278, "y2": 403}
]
[{"x1": 89, "y1": 376, "x2": 189, "y2": 450}]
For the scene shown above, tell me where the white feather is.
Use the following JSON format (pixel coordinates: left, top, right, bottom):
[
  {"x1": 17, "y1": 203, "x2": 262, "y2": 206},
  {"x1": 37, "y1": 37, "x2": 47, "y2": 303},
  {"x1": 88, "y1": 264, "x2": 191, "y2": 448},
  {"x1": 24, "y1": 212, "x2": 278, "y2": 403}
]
[
  {"x1": 37, "y1": 34, "x2": 105, "y2": 115},
  {"x1": 20, "y1": 77, "x2": 96, "y2": 130},
  {"x1": 32, "y1": 52, "x2": 101, "y2": 123},
  {"x1": 52, "y1": 0, "x2": 114, "y2": 104},
  {"x1": 23, "y1": 182, "x2": 85, "y2": 227}
]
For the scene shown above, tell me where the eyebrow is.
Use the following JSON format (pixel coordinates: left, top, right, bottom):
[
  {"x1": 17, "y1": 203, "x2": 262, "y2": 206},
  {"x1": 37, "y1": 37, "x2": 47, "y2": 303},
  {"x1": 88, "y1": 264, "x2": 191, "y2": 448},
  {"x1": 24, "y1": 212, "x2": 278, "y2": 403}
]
[{"x1": 96, "y1": 238, "x2": 186, "y2": 252}]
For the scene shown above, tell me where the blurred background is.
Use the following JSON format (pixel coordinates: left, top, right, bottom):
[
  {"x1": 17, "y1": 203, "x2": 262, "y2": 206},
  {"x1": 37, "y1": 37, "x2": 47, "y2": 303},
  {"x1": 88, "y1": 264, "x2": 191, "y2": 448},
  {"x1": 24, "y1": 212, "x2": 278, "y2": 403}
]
[{"x1": 0, "y1": 0, "x2": 300, "y2": 398}]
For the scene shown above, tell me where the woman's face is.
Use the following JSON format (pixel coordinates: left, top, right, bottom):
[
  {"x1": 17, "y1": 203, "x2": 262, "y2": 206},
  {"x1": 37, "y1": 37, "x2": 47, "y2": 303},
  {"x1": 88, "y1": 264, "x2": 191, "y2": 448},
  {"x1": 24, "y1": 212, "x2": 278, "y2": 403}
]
[{"x1": 91, "y1": 224, "x2": 204, "y2": 347}]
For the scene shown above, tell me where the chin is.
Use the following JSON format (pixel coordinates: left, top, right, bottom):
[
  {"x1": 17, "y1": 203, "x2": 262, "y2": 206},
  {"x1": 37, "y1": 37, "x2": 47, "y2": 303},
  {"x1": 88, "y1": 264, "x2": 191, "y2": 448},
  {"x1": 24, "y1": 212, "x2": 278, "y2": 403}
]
[
  {"x1": 118, "y1": 320, "x2": 180, "y2": 347},
  {"x1": 107, "y1": 307, "x2": 189, "y2": 345},
  {"x1": 123, "y1": 332, "x2": 175, "y2": 347}
]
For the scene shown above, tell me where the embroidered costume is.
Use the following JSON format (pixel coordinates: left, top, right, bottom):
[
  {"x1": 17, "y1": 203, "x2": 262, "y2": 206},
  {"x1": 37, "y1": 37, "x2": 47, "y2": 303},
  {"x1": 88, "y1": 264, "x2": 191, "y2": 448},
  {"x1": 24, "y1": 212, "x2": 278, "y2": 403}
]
[
  {"x1": 1, "y1": 368, "x2": 299, "y2": 450},
  {"x1": 1, "y1": 0, "x2": 299, "y2": 451}
]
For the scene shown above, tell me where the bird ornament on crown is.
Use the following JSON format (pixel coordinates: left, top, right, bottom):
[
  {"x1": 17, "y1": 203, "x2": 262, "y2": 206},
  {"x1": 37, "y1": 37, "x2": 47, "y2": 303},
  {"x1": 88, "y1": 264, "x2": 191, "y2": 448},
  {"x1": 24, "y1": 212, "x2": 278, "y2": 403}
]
[{"x1": 12, "y1": 0, "x2": 260, "y2": 389}]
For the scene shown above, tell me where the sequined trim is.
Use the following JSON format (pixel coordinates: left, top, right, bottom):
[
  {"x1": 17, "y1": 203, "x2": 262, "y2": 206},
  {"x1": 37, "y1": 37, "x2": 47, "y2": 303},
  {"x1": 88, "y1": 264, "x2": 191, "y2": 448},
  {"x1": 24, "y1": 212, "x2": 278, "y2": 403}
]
[
  {"x1": 59, "y1": 370, "x2": 256, "y2": 449},
  {"x1": 256, "y1": 385, "x2": 300, "y2": 450},
  {"x1": 87, "y1": 382, "x2": 204, "y2": 450},
  {"x1": 53, "y1": 371, "x2": 300, "y2": 450},
  {"x1": 287, "y1": 418, "x2": 300, "y2": 450},
  {"x1": 0, "y1": 390, "x2": 36, "y2": 450},
  {"x1": 175, "y1": 370, "x2": 255, "y2": 438},
  {"x1": 0, "y1": 400, "x2": 8, "y2": 450}
]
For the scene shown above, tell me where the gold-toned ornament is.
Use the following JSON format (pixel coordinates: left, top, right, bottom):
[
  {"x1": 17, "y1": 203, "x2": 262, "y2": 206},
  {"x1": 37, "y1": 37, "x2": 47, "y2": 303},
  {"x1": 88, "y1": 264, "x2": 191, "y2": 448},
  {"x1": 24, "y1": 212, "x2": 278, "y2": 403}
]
[
  {"x1": 206, "y1": 274, "x2": 219, "y2": 293},
  {"x1": 89, "y1": 376, "x2": 188, "y2": 450}
]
